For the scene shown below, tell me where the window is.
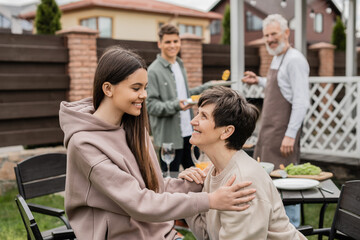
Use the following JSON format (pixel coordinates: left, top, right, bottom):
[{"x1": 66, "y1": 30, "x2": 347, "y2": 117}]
[
  {"x1": 19, "y1": 19, "x2": 33, "y2": 31},
  {"x1": 158, "y1": 22, "x2": 164, "y2": 29},
  {"x1": 0, "y1": 14, "x2": 11, "y2": 29},
  {"x1": 210, "y1": 20, "x2": 221, "y2": 35},
  {"x1": 314, "y1": 13, "x2": 323, "y2": 33},
  {"x1": 178, "y1": 23, "x2": 203, "y2": 37},
  {"x1": 80, "y1": 17, "x2": 112, "y2": 38},
  {"x1": 246, "y1": 11, "x2": 262, "y2": 31}
]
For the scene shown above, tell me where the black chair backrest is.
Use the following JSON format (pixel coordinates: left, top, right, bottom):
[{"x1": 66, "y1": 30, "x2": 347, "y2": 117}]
[
  {"x1": 330, "y1": 180, "x2": 360, "y2": 240},
  {"x1": 15, "y1": 195, "x2": 43, "y2": 240},
  {"x1": 14, "y1": 153, "x2": 67, "y2": 199}
]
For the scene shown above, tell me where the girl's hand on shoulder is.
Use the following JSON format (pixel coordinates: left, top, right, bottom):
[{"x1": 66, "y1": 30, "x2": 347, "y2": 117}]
[
  {"x1": 178, "y1": 167, "x2": 207, "y2": 184},
  {"x1": 208, "y1": 175, "x2": 256, "y2": 211}
]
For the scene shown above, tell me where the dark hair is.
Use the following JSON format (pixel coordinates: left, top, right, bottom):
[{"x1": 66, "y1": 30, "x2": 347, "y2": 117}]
[
  {"x1": 158, "y1": 23, "x2": 179, "y2": 41},
  {"x1": 93, "y1": 46, "x2": 159, "y2": 192},
  {"x1": 198, "y1": 86, "x2": 259, "y2": 150}
]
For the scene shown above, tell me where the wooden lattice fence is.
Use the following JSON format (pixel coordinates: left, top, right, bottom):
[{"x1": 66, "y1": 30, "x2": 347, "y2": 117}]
[{"x1": 243, "y1": 76, "x2": 360, "y2": 158}]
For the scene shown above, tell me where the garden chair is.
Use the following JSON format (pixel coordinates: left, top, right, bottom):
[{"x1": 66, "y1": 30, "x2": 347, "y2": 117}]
[
  {"x1": 15, "y1": 194, "x2": 75, "y2": 240},
  {"x1": 14, "y1": 153, "x2": 72, "y2": 238},
  {"x1": 305, "y1": 180, "x2": 360, "y2": 239}
]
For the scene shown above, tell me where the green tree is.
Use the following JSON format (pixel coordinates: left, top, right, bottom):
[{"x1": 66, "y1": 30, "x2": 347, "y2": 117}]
[
  {"x1": 221, "y1": 4, "x2": 230, "y2": 45},
  {"x1": 331, "y1": 16, "x2": 346, "y2": 51},
  {"x1": 35, "y1": 0, "x2": 61, "y2": 34}
]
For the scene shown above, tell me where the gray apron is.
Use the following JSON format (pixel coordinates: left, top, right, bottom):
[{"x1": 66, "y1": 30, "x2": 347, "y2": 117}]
[{"x1": 253, "y1": 49, "x2": 301, "y2": 169}]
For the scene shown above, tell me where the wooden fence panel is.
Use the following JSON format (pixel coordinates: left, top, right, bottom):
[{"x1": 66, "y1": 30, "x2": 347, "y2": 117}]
[
  {"x1": 0, "y1": 33, "x2": 69, "y2": 147},
  {"x1": 202, "y1": 44, "x2": 260, "y2": 82},
  {"x1": 333, "y1": 51, "x2": 360, "y2": 76},
  {"x1": 307, "y1": 50, "x2": 319, "y2": 76},
  {"x1": 0, "y1": 74, "x2": 69, "y2": 90},
  {"x1": 0, "y1": 45, "x2": 68, "y2": 62},
  {"x1": 0, "y1": 117, "x2": 60, "y2": 132},
  {"x1": 97, "y1": 38, "x2": 159, "y2": 65},
  {"x1": 334, "y1": 51, "x2": 346, "y2": 76}
]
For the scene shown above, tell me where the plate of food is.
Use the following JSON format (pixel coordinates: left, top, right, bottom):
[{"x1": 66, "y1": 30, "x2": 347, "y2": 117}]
[
  {"x1": 272, "y1": 178, "x2": 320, "y2": 190},
  {"x1": 211, "y1": 81, "x2": 237, "y2": 86},
  {"x1": 270, "y1": 163, "x2": 333, "y2": 181}
]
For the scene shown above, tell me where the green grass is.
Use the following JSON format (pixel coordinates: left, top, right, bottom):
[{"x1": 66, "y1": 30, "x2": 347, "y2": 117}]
[
  {"x1": 0, "y1": 188, "x2": 66, "y2": 240},
  {"x1": 303, "y1": 203, "x2": 337, "y2": 240},
  {"x1": 0, "y1": 187, "x2": 336, "y2": 240}
]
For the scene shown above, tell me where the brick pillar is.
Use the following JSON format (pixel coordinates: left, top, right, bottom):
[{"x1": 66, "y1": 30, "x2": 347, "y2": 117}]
[
  {"x1": 180, "y1": 33, "x2": 203, "y2": 87},
  {"x1": 248, "y1": 38, "x2": 273, "y2": 77},
  {"x1": 57, "y1": 26, "x2": 98, "y2": 101},
  {"x1": 309, "y1": 42, "x2": 336, "y2": 117},
  {"x1": 309, "y1": 42, "x2": 335, "y2": 76}
]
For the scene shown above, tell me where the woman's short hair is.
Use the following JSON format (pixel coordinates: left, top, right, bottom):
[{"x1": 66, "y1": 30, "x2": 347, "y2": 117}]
[
  {"x1": 262, "y1": 14, "x2": 288, "y2": 32},
  {"x1": 198, "y1": 86, "x2": 259, "y2": 150}
]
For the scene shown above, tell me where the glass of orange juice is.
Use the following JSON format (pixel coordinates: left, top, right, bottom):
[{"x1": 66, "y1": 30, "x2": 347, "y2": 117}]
[{"x1": 195, "y1": 161, "x2": 211, "y2": 170}]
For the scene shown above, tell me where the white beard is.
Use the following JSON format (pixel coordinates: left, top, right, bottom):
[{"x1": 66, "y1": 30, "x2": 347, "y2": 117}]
[{"x1": 266, "y1": 40, "x2": 285, "y2": 56}]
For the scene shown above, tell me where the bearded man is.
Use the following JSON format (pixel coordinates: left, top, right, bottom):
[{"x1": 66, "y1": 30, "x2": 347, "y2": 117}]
[{"x1": 242, "y1": 14, "x2": 310, "y2": 227}]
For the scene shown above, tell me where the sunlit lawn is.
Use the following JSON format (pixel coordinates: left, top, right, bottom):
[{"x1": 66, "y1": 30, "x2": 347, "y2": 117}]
[
  {"x1": 0, "y1": 187, "x2": 336, "y2": 240},
  {"x1": 0, "y1": 188, "x2": 66, "y2": 240}
]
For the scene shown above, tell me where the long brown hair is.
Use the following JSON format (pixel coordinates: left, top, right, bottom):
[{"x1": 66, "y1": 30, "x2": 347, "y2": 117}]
[{"x1": 93, "y1": 46, "x2": 159, "y2": 192}]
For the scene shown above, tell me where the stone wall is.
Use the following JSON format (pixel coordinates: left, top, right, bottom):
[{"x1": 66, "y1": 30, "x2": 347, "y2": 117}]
[
  {"x1": 0, "y1": 146, "x2": 66, "y2": 195},
  {"x1": 180, "y1": 33, "x2": 203, "y2": 88},
  {"x1": 57, "y1": 26, "x2": 98, "y2": 101}
]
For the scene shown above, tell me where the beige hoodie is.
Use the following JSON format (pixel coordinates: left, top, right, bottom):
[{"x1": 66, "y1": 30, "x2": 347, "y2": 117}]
[
  {"x1": 59, "y1": 98, "x2": 209, "y2": 240},
  {"x1": 185, "y1": 151, "x2": 306, "y2": 240}
]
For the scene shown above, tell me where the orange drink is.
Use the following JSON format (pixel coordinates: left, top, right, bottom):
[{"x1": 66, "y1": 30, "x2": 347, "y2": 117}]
[
  {"x1": 195, "y1": 161, "x2": 211, "y2": 170},
  {"x1": 222, "y1": 69, "x2": 230, "y2": 81},
  {"x1": 191, "y1": 95, "x2": 200, "y2": 102}
]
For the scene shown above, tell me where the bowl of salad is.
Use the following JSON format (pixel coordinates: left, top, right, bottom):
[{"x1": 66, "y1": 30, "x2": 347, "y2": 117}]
[{"x1": 260, "y1": 162, "x2": 274, "y2": 174}]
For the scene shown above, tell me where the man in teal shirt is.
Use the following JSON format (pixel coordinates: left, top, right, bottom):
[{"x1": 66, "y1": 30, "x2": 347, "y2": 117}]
[{"x1": 147, "y1": 24, "x2": 213, "y2": 171}]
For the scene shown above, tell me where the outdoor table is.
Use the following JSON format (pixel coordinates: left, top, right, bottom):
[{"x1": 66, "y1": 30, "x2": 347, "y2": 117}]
[
  {"x1": 164, "y1": 172, "x2": 340, "y2": 240},
  {"x1": 279, "y1": 178, "x2": 340, "y2": 240}
]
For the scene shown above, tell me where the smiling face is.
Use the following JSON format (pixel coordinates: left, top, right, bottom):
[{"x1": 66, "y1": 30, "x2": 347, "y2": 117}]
[
  {"x1": 158, "y1": 33, "x2": 181, "y2": 63},
  {"x1": 263, "y1": 21, "x2": 289, "y2": 56},
  {"x1": 108, "y1": 68, "x2": 148, "y2": 119},
  {"x1": 190, "y1": 104, "x2": 225, "y2": 149}
]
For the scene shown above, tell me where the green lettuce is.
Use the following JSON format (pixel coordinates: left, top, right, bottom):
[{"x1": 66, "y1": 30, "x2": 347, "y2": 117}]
[{"x1": 285, "y1": 163, "x2": 322, "y2": 175}]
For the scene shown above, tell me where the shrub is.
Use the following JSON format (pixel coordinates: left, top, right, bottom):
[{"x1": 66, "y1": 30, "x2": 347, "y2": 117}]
[
  {"x1": 221, "y1": 4, "x2": 230, "y2": 45},
  {"x1": 35, "y1": 0, "x2": 61, "y2": 34},
  {"x1": 331, "y1": 16, "x2": 346, "y2": 51}
]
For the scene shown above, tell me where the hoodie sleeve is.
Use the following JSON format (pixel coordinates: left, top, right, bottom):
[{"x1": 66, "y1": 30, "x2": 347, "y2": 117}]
[
  {"x1": 185, "y1": 213, "x2": 209, "y2": 240},
  {"x1": 163, "y1": 177, "x2": 203, "y2": 194},
  {"x1": 73, "y1": 142, "x2": 209, "y2": 223}
]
